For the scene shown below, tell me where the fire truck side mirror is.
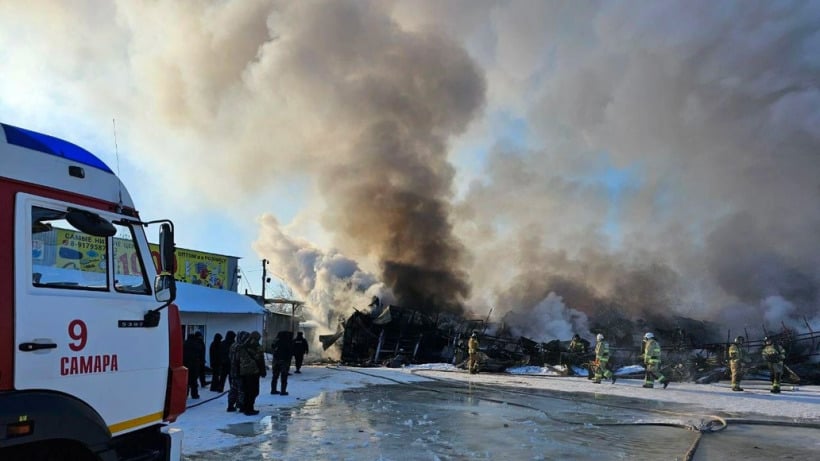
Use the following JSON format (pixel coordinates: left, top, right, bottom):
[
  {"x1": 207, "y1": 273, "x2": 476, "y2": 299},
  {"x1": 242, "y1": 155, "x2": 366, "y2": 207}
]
[
  {"x1": 154, "y1": 274, "x2": 176, "y2": 303},
  {"x1": 159, "y1": 223, "x2": 175, "y2": 272},
  {"x1": 155, "y1": 222, "x2": 176, "y2": 304}
]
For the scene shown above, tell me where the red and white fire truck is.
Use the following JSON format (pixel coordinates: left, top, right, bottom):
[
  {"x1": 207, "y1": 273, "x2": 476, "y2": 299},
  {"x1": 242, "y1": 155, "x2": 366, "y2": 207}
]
[{"x1": 0, "y1": 123, "x2": 187, "y2": 460}]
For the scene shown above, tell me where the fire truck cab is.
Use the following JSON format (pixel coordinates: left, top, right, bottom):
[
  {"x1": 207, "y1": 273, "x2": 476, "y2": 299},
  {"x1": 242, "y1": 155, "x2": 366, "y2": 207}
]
[{"x1": 0, "y1": 123, "x2": 187, "y2": 461}]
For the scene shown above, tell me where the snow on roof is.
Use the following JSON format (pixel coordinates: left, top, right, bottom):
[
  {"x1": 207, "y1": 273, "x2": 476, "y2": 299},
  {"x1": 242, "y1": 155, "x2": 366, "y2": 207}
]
[{"x1": 176, "y1": 282, "x2": 265, "y2": 315}]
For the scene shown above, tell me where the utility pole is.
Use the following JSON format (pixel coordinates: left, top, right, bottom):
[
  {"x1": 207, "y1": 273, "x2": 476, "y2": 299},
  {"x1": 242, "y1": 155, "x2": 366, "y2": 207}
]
[
  {"x1": 261, "y1": 259, "x2": 269, "y2": 301},
  {"x1": 290, "y1": 302, "x2": 303, "y2": 334}
]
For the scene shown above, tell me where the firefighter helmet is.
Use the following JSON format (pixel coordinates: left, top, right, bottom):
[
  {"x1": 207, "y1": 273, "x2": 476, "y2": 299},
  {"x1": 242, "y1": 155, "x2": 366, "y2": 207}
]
[
  {"x1": 644, "y1": 332, "x2": 654, "y2": 340},
  {"x1": 471, "y1": 331, "x2": 478, "y2": 338},
  {"x1": 573, "y1": 334, "x2": 581, "y2": 340},
  {"x1": 764, "y1": 336, "x2": 773, "y2": 345},
  {"x1": 734, "y1": 336, "x2": 745, "y2": 344},
  {"x1": 596, "y1": 333, "x2": 604, "y2": 341}
]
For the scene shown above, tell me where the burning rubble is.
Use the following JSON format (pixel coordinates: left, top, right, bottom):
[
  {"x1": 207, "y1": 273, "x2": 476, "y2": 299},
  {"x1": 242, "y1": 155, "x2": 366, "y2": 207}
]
[{"x1": 319, "y1": 297, "x2": 820, "y2": 385}]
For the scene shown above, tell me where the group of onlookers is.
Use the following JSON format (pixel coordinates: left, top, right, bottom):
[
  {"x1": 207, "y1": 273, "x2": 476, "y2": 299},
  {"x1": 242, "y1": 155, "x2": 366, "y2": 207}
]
[{"x1": 183, "y1": 329, "x2": 310, "y2": 416}]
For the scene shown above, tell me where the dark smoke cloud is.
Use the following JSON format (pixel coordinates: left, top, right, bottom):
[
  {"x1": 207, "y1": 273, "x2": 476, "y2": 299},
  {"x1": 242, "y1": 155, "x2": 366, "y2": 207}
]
[
  {"x1": 241, "y1": 1, "x2": 484, "y2": 317},
  {"x1": 273, "y1": 2, "x2": 485, "y2": 314}
]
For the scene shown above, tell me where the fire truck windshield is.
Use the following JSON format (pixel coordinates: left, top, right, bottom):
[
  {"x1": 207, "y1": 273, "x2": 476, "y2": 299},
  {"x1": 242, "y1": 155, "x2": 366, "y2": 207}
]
[{"x1": 30, "y1": 206, "x2": 150, "y2": 294}]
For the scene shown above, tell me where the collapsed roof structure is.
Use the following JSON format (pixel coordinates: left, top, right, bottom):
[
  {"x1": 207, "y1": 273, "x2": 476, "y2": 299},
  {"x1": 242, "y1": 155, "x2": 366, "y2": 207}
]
[{"x1": 319, "y1": 301, "x2": 820, "y2": 384}]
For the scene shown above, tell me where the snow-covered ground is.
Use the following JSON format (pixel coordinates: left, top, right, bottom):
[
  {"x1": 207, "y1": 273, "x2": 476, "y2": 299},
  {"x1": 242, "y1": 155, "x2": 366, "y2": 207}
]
[
  {"x1": 173, "y1": 364, "x2": 819, "y2": 456},
  {"x1": 174, "y1": 365, "x2": 434, "y2": 454}
]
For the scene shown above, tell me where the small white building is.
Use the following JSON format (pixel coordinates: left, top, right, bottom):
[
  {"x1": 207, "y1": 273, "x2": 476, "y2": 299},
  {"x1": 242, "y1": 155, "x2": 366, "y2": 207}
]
[{"x1": 176, "y1": 282, "x2": 265, "y2": 363}]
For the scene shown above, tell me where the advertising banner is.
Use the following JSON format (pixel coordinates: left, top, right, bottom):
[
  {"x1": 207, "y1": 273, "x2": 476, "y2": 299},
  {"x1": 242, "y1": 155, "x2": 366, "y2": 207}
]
[
  {"x1": 55, "y1": 228, "x2": 107, "y2": 272},
  {"x1": 168, "y1": 247, "x2": 229, "y2": 289},
  {"x1": 43, "y1": 228, "x2": 232, "y2": 290}
]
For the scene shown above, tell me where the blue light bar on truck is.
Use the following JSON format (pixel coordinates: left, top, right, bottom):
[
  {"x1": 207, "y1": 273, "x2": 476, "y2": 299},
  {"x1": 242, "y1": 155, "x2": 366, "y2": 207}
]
[{"x1": 2, "y1": 123, "x2": 113, "y2": 174}]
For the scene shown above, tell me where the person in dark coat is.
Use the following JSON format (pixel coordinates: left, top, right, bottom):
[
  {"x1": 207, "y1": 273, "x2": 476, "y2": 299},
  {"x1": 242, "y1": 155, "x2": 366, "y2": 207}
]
[
  {"x1": 271, "y1": 331, "x2": 293, "y2": 396},
  {"x1": 195, "y1": 332, "x2": 208, "y2": 387},
  {"x1": 216, "y1": 330, "x2": 235, "y2": 393},
  {"x1": 292, "y1": 331, "x2": 309, "y2": 373},
  {"x1": 238, "y1": 331, "x2": 266, "y2": 415},
  {"x1": 227, "y1": 331, "x2": 249, "y2": 412},
  {"x1": 183, "y1": 332, "x2": 206, "y2": 399},
  {"x1": 208, "y1": 333, "x2": 223, "y2": 391}
]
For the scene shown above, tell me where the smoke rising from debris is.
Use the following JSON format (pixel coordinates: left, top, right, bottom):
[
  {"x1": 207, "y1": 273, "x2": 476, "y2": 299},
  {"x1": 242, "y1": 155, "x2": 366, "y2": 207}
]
[
  {"x1": 443, "y1": 0, "x2": 820, "y2": 339},
  {"x1": 253, "y1": 214, "x2": 386, "y2": 338},
  {"x1": 3, "y1": 1, "x2": 819, "y2": 341},
  {"x1": 501, "y1": 293, "x2": 590, "y2": 342},
  {"x1": 292, "y1": 1, "x2": 484, "y2": 315}
]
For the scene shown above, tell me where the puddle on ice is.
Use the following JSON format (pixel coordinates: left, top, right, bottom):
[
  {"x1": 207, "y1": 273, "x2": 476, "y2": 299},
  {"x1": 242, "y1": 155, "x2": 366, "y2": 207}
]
[
  {"x1": 185, "y1": 381, "x2": 818, "y2": 461},
  {"x1": 219, "y1": 407, "x2": 298, "y2": 438}
]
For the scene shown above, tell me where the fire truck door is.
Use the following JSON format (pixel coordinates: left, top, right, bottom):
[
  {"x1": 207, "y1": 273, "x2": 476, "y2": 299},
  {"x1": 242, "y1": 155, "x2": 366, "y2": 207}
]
[{"x1": 14, "y1": 195, "x2": 168, "y2": 434}]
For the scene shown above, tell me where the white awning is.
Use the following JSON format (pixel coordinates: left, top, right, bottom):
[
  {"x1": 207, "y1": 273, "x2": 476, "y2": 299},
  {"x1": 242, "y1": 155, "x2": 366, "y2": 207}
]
[{"x1": 176, "y1": 282, "x2": 265, "y2": 315}]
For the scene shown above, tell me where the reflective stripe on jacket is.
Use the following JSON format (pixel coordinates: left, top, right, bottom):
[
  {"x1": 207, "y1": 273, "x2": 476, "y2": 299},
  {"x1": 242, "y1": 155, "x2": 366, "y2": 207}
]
[
  {"x1": 728, "y1": 344, "x2": 745, "y2": 362},
  {"x1": 762, "y1": 344, "x2": 785, "y2": 364},
  {"x1": 644, "y1": 339, "x2": 661, "y2": 364},
  {"x1": 595, "y1": 341, "x2": 609, "y2": 360}
]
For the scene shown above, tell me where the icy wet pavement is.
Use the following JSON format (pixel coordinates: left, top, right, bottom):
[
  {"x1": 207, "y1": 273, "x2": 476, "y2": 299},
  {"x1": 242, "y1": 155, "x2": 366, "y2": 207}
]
[{"x1": 181, "y1": 378, "x2": 820, "y2": 460}]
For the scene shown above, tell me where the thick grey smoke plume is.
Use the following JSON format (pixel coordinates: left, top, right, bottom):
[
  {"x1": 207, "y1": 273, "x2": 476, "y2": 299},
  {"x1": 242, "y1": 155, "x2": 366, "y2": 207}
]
[
  {"x1": 443, "y1": 0, "x2": 820, "y2": 337},
  {"x1": 3, "y1": 1, "x2": 819, "y2": 342},
  {"x1": 241, "y1": 1, "x2": 485, "y2": 317},
  {"x1": 281, "y1": 2, "x2": 485, "y2": 314}
]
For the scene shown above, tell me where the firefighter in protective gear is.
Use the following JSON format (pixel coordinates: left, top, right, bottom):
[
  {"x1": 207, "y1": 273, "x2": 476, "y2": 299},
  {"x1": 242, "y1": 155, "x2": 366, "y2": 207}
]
[
  {"x1": 468, "y1": 332, "x2": 480, "y2": 374},
  {"x1": 642, "y1": 332, "x2": 669, "y2": 389},
  {"x1": 761, "y1": 336, "x2": 786, "y2": 394},
  {"x1": 592, "y1": 334, "x2": 615, "y2": 384},
  {"x1": 569, "y1": 334, "x2": 586, "y2": 354},
  {"x1": 562, "y1": 334, "x2": 588, "y2": 374},
  {"x1": 728, "y1": 336, "x2": 748, "y2": 391}
]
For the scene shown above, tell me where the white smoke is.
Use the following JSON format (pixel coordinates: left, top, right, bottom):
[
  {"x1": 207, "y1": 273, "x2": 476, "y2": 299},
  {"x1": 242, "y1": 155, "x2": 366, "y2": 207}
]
[
  {"x1": 253, "y1": 214, "x2": 388, "y2": 336},
  {"x1": 503, "y1": 292, "x2": 590, "y2": 342},
  {"x1": 762, "y1": 296, "x2": 797, "y2": 328}
]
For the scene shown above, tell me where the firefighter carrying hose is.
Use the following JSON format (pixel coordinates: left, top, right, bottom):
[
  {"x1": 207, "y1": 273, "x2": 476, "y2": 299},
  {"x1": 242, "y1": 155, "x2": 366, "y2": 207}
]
[
  {"x1": 642, "y1": 332, "x2": 669, "y2": 389},
  {"x1": 728, "y1": 335, "x2": 748, "y2": 391}
]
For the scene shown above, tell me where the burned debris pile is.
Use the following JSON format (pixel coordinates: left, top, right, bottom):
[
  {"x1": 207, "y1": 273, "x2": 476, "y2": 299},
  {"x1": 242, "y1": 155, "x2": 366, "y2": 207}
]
[
  {"x1": 319, "y1": 301, "x2": 820, "y2": 384},
  {"x1": 319, "y1": 301, "x2": 457, "y2": 367}
]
